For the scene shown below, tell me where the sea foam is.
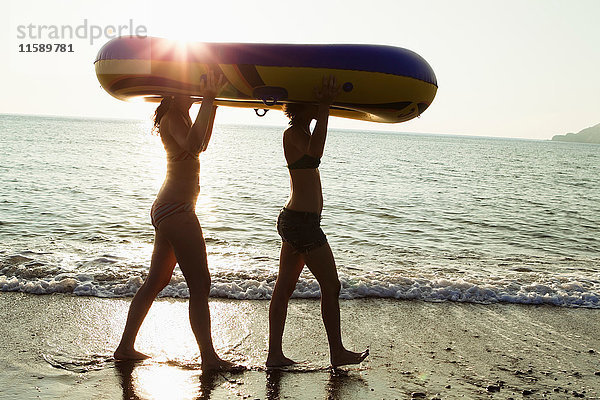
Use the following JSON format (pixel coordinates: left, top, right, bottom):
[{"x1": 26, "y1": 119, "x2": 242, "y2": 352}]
[{"x1": 1, "y1": 269, "x2": 599, "y2": 308}]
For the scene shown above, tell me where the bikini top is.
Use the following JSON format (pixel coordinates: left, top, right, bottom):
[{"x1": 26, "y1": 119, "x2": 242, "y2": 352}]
[
  {"x1": 168, "y1": 151, "x2": 197, "y2": 162},
  {"x1": 287, "y1": 154, "x2": 321, "y2": 170},
  {"x1": 161, "y1": 130, "x2": 198, "y2": 162},
  {"x1": 161, "y1": 112, "x2": 198, "y2": 162}
]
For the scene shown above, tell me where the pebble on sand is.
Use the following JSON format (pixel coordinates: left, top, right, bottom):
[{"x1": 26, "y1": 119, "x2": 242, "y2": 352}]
[{"x1": 487, "y1": 385, "x2": 501, "y2": 392}]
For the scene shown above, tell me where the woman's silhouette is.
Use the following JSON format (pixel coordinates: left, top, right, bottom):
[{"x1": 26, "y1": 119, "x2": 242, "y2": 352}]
[
  {"x1": 267, "y1": 76, "x2": 369, "y2": 368},
  {"x1": 114, "y1": 71, "x2": 235, "y2": 370}
]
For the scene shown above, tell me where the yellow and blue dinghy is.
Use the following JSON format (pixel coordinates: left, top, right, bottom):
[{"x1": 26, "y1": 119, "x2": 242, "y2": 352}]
[{"x1": 95, "y1": 36, "x2": 437, "y2": 123}]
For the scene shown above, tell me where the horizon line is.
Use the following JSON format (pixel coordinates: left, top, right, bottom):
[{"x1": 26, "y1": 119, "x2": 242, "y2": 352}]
[{"x1": 0, "y1": 112, "x2": 551, "y2": 141}]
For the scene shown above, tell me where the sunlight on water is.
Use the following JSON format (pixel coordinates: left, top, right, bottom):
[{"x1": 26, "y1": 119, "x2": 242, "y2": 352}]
[
  {"x1": 133, "y1": 301, "x2": 199, "y2": 358},
  {"x1": 133, "y1": 364, "x2": 200, "y2": 400},
  {"x1": 124, "y1": 300, "x2": 255, "y2": 360},
  {"x1": 196, "y1": 193, "x2": 219, "y2": 224}
]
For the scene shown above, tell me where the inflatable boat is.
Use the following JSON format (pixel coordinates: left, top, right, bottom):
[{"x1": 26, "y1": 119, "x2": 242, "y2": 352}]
[{"x1": 95, "y1": 36, "x2": 437, "y2": 123}]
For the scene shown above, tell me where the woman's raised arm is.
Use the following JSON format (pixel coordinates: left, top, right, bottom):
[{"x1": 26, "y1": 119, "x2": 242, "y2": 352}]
[
  {"x1": 164, "y1": 71, "x2": 224, "y2": 155},
  {"x1": 185, "y1": 71, "x2": 224, "y2": 154},
  {"x1": 307, "y1": 76, "x2": 340, "y2": 158}
]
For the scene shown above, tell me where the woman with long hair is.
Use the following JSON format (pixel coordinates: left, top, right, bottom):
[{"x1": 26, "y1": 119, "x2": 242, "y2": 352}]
[
  {"x1": 114, "y1": 71, "x2": 235, "y2": 370},
  {"x1": 267, "y1": 76, "x2": 369, "y2": 368}
]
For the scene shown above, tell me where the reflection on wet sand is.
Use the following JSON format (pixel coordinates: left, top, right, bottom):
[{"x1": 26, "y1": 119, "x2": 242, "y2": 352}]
[
  {"x1": 326, "y1": 369, "x2": 365, "y2": 400},
  {"x1": 265, "y1": 369, "x2": 282, "y2": 400},
  {"x1": 197, "y1": 370, "x2": 220, "y2": 400},
  {"x1": 115, "y1": 361, "x2": 140, "y2": 400},
  {"x1": 116, "y1": 359, "x2": 366, "y2": 399},
  {"x1": 266, "y1": 367, "x2": 366, "y2": 400},
  {"x1": 115, "y1": 360, "x2": 221, "y2": 400}
]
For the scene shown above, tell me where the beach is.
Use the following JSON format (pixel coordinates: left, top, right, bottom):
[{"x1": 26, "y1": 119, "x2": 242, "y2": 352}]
[{"x1": 1, "y1": 292, "x2": 599, "y2": 399}]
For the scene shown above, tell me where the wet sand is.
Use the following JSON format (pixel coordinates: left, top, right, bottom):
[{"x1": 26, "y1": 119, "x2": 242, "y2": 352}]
[{"x1": 1, "y1": 292, "x2": 599, "y2": 399}]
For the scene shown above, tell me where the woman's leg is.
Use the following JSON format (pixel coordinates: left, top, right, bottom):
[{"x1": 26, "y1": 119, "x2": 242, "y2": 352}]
[
  {"x1": 157, "y1": 212, "x2": 234, "y2": 370},
  {"x1": 114, "y1": 230, "x2": 177, "y2": 360},
  {"x1": 266, "y1": 242, "x2": 305, "y2": 367},
  {"x1": 304, "y1": 243, "x2": 368, "y2": 367}
]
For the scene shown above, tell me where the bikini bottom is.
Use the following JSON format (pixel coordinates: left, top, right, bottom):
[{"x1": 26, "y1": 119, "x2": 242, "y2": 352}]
[
  {"x1": 151, "y1": 202, "x2": 195, "y2": 229},
  {"x1": 276, "y1": 207, "x2": 328, "y2": 254}
]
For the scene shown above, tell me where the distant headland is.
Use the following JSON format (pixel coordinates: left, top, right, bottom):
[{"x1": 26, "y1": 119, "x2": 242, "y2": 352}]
[{"x1": 552, "y1": 123, "x2": 600, "y2": 144}]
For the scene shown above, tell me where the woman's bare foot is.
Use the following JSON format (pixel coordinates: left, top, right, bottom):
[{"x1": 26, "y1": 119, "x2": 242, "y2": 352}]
[
  {"x1": 201, "y1": 357, "x2": 244, "y2": 372},
  {"x1": 330, "y1": 349, "x2": 369, "y2": 368},
  {"x1": 114, "y1": 347, "x2": 149, "y2": 361},
  {"x1": 266, "y1": 354, "x2": 296, "y2": 368}
]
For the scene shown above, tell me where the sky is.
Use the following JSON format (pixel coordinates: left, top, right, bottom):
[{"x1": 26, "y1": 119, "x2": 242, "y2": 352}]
[{"x1": 1, "y1": 0, "x2": 599, "y2": 139}]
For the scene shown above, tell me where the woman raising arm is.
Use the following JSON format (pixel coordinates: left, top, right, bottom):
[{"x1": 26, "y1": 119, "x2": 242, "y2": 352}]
[
  {"x1": 114, "y1": 71, "x2": 236, "y2": 371},
  {"x1": 267, "y1": 76, "x2": 369, "y2": 368}
]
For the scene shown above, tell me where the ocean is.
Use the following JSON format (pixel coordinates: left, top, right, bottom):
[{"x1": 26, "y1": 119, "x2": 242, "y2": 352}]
[{"x1": 1, "y1": 114, "x2": 598, "y2": 307}]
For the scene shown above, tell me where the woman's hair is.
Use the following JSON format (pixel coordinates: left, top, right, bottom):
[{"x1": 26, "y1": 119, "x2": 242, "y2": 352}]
[
  {"x1": 282, "y1": 103, "x2": 309, "y2": 126},
  {"x1": 152, "y1": 97, "x2": 173, "y2": 132}
]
